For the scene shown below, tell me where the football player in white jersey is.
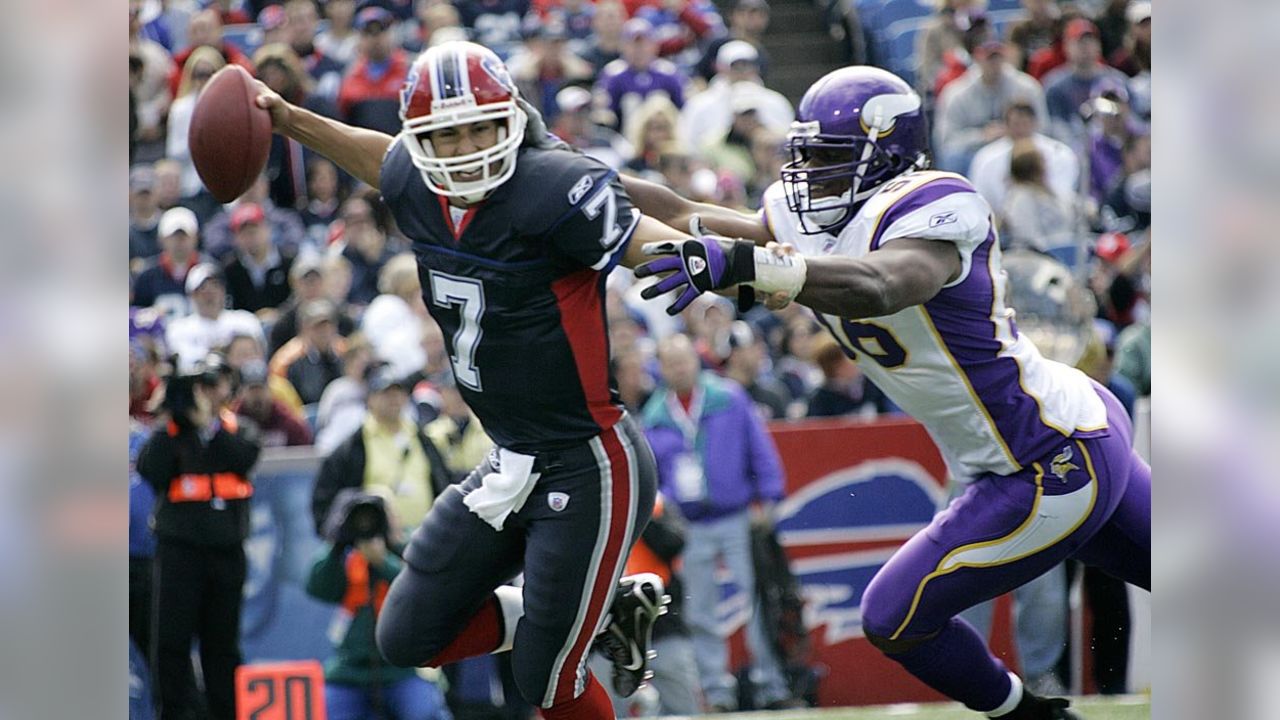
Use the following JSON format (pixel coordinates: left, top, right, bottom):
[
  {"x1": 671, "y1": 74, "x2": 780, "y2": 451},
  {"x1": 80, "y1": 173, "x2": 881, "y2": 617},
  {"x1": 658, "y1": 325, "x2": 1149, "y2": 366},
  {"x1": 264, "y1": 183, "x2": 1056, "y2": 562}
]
[{"x1": 624, "y1": 66, "x2": 1151, "y2": 719}]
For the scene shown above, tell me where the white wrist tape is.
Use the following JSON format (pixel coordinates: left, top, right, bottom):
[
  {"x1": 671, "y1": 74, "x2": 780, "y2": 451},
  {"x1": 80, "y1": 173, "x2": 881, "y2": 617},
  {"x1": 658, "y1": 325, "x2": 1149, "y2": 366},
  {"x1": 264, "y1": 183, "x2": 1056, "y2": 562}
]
[{"x1": 750, "y1": 246, "x2": 808, "y2": 299}]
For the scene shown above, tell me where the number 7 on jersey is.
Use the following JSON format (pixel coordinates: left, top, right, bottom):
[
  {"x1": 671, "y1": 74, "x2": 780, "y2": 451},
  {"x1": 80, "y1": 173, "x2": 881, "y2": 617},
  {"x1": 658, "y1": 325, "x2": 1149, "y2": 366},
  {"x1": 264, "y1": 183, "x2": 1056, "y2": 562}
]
[{"x1": 428, "y1": 270, "x2": 485, "y2": 392}]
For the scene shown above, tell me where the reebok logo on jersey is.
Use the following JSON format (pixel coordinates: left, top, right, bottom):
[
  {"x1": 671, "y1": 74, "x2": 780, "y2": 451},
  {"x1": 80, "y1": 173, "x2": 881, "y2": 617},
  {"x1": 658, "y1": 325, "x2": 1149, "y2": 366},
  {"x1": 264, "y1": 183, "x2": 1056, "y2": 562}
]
[
  {"x1": 548, "y1": 492, "x2": 570, "y2": 512},
  {"x1": 567, "y1": 175, "x2": 594, "y2": 205},
  {"x1": 687, "y1": 256, "x2": 707, "y2": 276},
  {"x1": 929, "y1": 211, "x2": 957, "y2": 228}
]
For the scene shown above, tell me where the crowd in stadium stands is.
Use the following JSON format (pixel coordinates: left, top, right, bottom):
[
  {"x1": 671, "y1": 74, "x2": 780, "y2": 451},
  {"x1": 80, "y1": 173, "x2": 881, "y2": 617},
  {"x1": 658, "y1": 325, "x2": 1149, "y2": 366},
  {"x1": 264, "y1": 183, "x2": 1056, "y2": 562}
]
[{"x1": 129, "y1": 0, "x2": 1152, "y2": 715}]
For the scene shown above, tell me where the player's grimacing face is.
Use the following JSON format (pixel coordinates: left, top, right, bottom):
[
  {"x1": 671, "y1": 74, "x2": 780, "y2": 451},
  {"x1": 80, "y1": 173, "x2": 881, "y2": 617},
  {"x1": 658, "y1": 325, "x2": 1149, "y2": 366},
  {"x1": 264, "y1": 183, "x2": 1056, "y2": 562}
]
[
  {"x1": 802, "y1": 145, "x2": 854, "y2": 198},
  {"x1": 429, "y1": 119, "x2": 503, "y2": 180}
]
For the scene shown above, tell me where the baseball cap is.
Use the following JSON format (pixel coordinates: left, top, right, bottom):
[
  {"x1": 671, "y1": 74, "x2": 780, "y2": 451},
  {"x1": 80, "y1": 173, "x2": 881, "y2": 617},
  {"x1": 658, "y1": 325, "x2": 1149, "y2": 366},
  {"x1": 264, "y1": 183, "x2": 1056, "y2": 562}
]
[
  {"x1": 1065, "y1": 18, "x2": 1099, "y2": 42},
  {"x1": 622, "y1": 18, "x2": 654, "y2": 42},
  {"x1": 726, "y1": 320, "x2": 756, "y2": 351},
  {"x1": 158, "y1": 207, "x2": 199, "y2": 238},
  {"x1": 556, "y1": 85, "x2": 593, "y2": 114},
  {"x1": 300, "y1": 298, "x2": 337, "y2": 327},
  {"x1": 289, "y1": 252, "x2": 325, "y2": 281},
  {"x1": 717, "y1": 40, "x2": 760, "y2": 68},
  {"x1": 230, "y1": 202, "x2": 266, "y2": 232},
  {"x1": 1126, "y1": 1, "x2": 1152, "y2": 24},
  {"x1": 355, "y1": 6, "x2": 393, "y2": 31},
  {"x1": 185, "y1": 263, "x2": 224, "y2": 294},
  {"x1": 366, "y1": 365, "x2": 408, "y2": 394},
  {"x1": 238, "y1": 359, "x2": 269, "y2": 387},
  {"x1": 258, "y1": 5, "x2": 286, "y2": 31},
  {"x1": 130, "y1": 164, "x2": 155, "y2": 193}
]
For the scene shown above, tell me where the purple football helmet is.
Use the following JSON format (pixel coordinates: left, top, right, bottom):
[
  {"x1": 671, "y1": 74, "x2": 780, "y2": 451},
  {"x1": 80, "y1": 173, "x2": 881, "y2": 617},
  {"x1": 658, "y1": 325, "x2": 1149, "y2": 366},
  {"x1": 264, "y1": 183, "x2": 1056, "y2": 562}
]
[{"x1": 781, "y1": 66, "x2": 931, "y2": 234}]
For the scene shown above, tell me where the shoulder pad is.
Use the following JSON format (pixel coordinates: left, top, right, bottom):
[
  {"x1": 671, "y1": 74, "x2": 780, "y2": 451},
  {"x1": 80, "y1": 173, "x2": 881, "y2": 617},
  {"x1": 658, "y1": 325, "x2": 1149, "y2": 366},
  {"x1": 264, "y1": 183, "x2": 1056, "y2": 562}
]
[{"x1": 510, "y1": 148, "x2": 616, "y2": 233}]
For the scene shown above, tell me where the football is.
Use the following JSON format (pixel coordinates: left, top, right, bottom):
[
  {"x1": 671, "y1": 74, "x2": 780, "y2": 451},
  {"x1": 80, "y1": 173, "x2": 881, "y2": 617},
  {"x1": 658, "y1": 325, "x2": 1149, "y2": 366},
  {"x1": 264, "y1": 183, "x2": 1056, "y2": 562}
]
[{"x1": 188, "y1": 65, "x2": 272, "y2": 203}]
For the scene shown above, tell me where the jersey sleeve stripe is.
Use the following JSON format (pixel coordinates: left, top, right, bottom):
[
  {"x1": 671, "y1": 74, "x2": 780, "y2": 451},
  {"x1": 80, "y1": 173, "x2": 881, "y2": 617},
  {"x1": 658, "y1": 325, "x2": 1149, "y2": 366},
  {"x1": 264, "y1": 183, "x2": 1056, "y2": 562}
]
[{"x1": 870, "y1": 177, "x2": 977, "y2": 251}]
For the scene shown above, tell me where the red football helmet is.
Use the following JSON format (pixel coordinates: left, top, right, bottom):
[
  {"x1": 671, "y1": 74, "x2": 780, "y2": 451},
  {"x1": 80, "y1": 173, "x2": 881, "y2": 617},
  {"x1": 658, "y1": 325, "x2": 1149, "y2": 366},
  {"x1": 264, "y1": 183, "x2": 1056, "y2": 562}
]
[{"x1": 399, "y1": 42, "x2": 528, "y2": 203}]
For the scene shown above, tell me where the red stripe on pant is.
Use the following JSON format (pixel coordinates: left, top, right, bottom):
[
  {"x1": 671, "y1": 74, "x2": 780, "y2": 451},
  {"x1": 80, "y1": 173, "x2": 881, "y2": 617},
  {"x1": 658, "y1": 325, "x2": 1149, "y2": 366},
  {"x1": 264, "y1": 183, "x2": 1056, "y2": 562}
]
[{"x1": 549, "y1": 425, "x2": 633, "y2": 704}]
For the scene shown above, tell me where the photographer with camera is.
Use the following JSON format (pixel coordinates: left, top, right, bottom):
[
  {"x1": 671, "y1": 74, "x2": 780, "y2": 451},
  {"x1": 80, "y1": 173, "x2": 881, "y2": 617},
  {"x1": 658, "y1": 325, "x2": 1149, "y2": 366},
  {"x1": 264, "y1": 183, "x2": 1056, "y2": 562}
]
[
  {"x1": 135, "y1": 358, "x2": 262, "y2": 720},
  {"x1": 307, "y1": 490, "x2": 452, "y2": 720}
]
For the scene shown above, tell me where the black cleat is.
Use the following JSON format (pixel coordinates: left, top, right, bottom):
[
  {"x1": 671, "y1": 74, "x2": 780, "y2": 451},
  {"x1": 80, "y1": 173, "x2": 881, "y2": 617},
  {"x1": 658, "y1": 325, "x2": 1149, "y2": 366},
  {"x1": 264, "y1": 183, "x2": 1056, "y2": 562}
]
[
  {"x1": 994, "y1": 688, "x2": 1084, "y2": 719},
  {"x1": 594, "y1": 573, "x2": 670, "y2": 697}
]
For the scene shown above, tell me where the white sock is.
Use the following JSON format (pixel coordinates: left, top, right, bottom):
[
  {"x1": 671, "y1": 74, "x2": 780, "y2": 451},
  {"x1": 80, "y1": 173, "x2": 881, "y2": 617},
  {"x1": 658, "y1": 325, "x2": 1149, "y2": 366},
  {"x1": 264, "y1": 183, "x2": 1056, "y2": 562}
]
[
  {"x1": 986, "y1": 672, "x2": 1024, "y2": 718},
  {"x1": 493, "y1": 585, "x2": 524, "y2": 653}
]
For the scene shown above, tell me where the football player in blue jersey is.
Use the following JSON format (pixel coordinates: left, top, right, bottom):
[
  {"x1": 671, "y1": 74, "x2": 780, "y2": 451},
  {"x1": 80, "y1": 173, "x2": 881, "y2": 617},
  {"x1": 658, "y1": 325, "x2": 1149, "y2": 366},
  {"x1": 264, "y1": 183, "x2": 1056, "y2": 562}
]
[
  {"x1": 254, "y1": 41, "x2": 687, "y2": 717},
  {"x1": 625, "y1": 66, "x2": 1151, "y2": 719}
]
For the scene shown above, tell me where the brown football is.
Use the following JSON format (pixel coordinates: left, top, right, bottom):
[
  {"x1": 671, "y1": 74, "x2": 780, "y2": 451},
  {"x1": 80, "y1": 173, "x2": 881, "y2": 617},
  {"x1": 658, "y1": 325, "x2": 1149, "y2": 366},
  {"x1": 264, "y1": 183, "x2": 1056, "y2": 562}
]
[{"x1": 188, "y1": 65, "x2": 272, "y2": 203}]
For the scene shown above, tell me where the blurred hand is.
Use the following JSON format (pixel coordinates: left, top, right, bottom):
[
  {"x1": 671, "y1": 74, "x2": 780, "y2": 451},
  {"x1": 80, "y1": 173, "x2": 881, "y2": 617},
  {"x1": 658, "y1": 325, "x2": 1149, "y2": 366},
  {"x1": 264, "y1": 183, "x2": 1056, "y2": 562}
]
[
  {"x1": 252, "y1": 78, "x2": 295, "y2": 133},
  {"x1": 982, "y1": 121, "x2": 1007, "y2": 142},
  {"x1": 356, "y1": 536, "x2": 388, "y2": 568},
  {"x1": 750, "y1": 501, "x2": 776, "y2": 528}
]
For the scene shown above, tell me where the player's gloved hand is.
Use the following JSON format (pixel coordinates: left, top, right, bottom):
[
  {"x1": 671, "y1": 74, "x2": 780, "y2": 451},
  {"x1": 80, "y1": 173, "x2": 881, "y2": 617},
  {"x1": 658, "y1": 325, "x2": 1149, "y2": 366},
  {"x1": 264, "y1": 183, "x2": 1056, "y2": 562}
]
[{"x1": 634, "y1": 236, "x2": 758, "y2": 315}]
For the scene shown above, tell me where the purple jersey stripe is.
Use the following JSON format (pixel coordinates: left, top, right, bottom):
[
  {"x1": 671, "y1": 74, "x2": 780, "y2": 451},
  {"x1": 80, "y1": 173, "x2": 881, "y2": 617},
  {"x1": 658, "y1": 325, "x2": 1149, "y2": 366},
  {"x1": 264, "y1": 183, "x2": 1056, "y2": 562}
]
[
  {"x1": 921, "y1": 238, "x2": 1074, "y2": 466},
  {"x1": 869, "y1": 177, "x2": 977, "y2": 251}
]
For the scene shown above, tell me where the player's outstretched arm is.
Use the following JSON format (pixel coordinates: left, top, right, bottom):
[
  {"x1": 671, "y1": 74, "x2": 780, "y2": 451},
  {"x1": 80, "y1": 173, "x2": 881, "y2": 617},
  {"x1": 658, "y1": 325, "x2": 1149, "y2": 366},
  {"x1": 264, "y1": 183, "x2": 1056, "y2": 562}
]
[
  {"x1": 253, "y1": 81, "x2": 392, "y2": 190},
  {"x1": 618, "y1": 214, "x2": 694, "y2": 270},
  {"x1": 793, "y1": 238, "x2": 961, "y2": 317},
  {"x1": 620, "y1": 173, "x2": 774, "y2": 245}
]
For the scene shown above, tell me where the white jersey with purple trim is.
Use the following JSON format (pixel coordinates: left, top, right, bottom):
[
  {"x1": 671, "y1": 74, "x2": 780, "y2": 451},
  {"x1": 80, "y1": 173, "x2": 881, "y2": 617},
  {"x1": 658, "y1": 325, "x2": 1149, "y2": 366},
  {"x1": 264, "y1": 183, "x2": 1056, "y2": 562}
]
[{"x1": 761, "y1": 170, "x2": 1107, "y2": 480}]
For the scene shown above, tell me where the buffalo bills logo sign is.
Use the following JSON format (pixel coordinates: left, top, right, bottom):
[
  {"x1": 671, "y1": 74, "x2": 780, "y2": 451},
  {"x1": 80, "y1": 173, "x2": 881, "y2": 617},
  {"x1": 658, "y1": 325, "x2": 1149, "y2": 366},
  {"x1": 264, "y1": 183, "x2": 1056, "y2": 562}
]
[
  {"x1": 400, "y1": 65, "x2": 423, "y2": 117},
  {"x1": 479, "y1": 53, "x2": 516, "y2": 94}
]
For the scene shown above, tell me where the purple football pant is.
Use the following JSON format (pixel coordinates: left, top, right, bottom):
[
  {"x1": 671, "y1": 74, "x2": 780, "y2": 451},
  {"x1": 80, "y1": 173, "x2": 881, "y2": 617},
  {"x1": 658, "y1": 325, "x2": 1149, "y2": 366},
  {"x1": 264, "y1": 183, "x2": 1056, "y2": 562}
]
[{"x1": 860, "y1": 383, "x2": 1151, "y2": 713}]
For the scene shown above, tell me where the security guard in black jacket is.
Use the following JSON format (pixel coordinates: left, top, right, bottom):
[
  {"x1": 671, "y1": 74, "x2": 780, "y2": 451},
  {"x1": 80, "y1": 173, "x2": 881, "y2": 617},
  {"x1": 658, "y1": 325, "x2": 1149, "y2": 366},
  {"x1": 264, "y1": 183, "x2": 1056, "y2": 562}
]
[{"x1": 136, "y1": 361, "x2": 261, "y2": 720}]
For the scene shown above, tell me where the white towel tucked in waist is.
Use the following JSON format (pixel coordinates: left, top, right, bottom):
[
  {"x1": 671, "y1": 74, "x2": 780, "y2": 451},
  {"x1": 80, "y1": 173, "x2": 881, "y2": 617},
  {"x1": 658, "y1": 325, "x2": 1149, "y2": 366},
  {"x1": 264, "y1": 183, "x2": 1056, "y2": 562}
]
[{"x1": 463, "y1": 448, "x2": 541, "y2": 530}]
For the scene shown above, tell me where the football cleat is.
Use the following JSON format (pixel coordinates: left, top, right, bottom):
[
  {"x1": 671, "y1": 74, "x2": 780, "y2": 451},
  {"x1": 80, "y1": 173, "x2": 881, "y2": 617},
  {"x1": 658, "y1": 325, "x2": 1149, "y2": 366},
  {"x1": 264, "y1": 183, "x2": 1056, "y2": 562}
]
[{"x1": 595, "y1": 573, "x2": 670, "y2": 697}]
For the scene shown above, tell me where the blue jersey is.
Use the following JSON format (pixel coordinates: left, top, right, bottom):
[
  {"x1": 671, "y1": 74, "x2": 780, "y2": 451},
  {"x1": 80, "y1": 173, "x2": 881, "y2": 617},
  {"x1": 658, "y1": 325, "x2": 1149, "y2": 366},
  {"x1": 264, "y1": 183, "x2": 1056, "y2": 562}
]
[{"x1": 380, "y1": 142, "x2": 640, "y2": 453}]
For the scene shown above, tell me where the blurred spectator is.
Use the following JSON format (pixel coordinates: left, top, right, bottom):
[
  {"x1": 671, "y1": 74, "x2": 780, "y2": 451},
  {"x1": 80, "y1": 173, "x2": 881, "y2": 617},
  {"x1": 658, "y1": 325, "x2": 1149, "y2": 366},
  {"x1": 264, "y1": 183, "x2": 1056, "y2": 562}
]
[
  {"x1": 209, "y1": 0, "x2": 253, "y2": 25},
  {"x1": 129, "y1": 0, "x2": 176, "y2": 160},
  {"x1": 340, "y1": 195, "x2": 397, "y2": 306},
  {"x1": 1084, "y1": 83, "x2": 1139, "y2": 204},
  {"x1": 509, "y1": 20, "x2": 595, "y2": 123},
  {"x1": 915, "y1": 0, "x2": 986, "y2": 97},
  {"x1": 775, "y1": 315, "x2": 823, "y2": 409},
  {"x1": 305, "y1": 491, "x2": 452, "y2": 720},
  {"x1": 1108, "y1": 1, "x2": 1150, "y2": 77},
  {"x1": 284, "y1": 0, "x2": 348, "y2": 102},
  {"x1": 224, "y1": 332, "x2": 306, "y2": 418},
  {"x1": 361, "y1": 253, "x2": 429, "y2": 379},
  {"x1": 128, "y1": 418, "x2": 156, "y2": 664},
  {"x1": 301, "y1": 158, "x2": 345, "y2": 244},
  {"x1": 223, "y1": 203, "x2": 296, "y2": 317},
  {"x1": 403, "y1": 0, "x2": 467, "y2": 52},
  {"x1": 1041, "y1": 19, "x2": 1129, "y2": 140},
  {"x1": 1007, "y1": 0, "x2": 1060, "y2": 71},
  {"x1": 680, "y1": 41, "x2": 793, "y2": 153},
  {"x1": 695, "y1": 0, "x2": 771, "y2": 83},
  {"x1": 643, "y1": 334, "x2": 793, "y2": 711},
  {"x1": 167, "y1": 9, "x2": 255, "y2": 98},
  {"x1": 316, "y1": 334, "x2": 377, "y2": 454},
  {"x1": 312, "y1": 367, "x2": 451, "y2": 535},
  {"x1": 167, "y1": 47, "x2": 227, "y2": 200},
  {"x1": 133, "y1": 207, "x2": 207, "y2": 315},
  {"x1": 153, "y1": 159, "x2": 188, "y2": 213},
  {"x1": 655, "y1": 148, "x2": 698, "y2": 198},
  {"x1": 998, "y1": 140, "x2": 1078, "y2": 253},
  {"x1": 1101, "y1": 133, "x2": 1151, "y2": 234},
  {"x1": 722, "y1": 321, "x2": 789, "y2": 420},
  {"x1": 317, "y1": 0, "x2": 361, "y2": 67},
  {"x1": 270, "y1": 253, "x2": 358, "y2": 355},
  {"x1": 254, "y1": 43, "x2": 339, "y2": 211},
  {"x1": 166, "y1": 264, "x2": 267, "y2": 370},
  {"x1": 338, "y1": 7, "x2": 412, "y2": 135},
  {"x1": 130, "y1": 165, "x2": 163, "y2": 264},
  {"x1": 259, "y1": 5, "x2": 291, "y2": 46},
  {"x1": 136, "y1": 363, "x2": 260, "y2": 720},
  {"x1": 457, "y1": 0, "x2": 531, "y2": 46},
  {"x1": 1077, "y1": 324, "x2": 1137, "y2": 417},
  {"x1": 549, "y1": 0, "x2": 597, "y2": 42},
  {"x1": 202, "y1": 175, "x2": 310, "y2": 261},
  {"x1": 929, "y1": 11, "x2": 994, "y2": 100},
  {"x1": 805, "y1": 336, "x2": 892, "y2": 418},
  {"x1": 550, "y1": 85, "x2": 634, "y2": 168},
  {"x1": 1114, "y1": 318, "x2": 1150, "y2": 397},
  {"x1": 270, "y1": 298, "x2": 347, "y2": 406},
  {"x1": 233, "y1": 359, "x2": 314, "y2": 447},
  {"x1": 744, "y1": 127, "x2": 784, "y2": 206},
  {"x1": 611, "y1": 345, "x2": 655, "y2": 414},
  {"x1": 623, "y1": 94, "x2": 684, "y2": 175},
  {"x1": 130, "y1": 338, "x2": 164, "y2": 423},
  {"x1": 629, "y1": 0, "x2": 723, "y2": 62},
  {"x1": 596, "y1": 18, "x2": 687, "y2": 132},
  {"x1": 582, "y1": 0, "x2": 627, "y2": 72},
  {"x1": 933, "y1": 39, "x2": 1046, "y2": 172},
  {"x1": 969, "y1": 100, "x2": 1078, "y2": 215},
  {"x1": 1094, "y1": 0, "x2": 1130, "y2": 60},
  {"x1": 424, "y1": 375, "x2": 492, "y2": 482}
]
